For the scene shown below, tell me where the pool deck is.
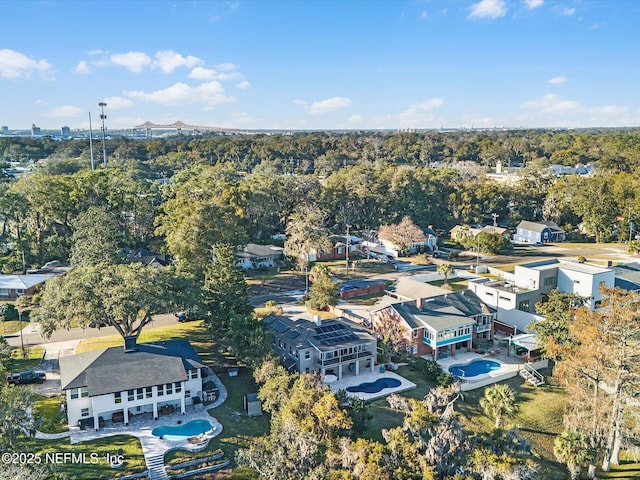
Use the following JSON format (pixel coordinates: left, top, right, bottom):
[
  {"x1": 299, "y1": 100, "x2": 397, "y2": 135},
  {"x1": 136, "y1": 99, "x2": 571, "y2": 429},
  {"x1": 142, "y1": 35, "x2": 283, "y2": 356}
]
[
  {"x1": 326, "y1": 370, "x2": 416, "y2": 401},
  {"x1": 432, "y1": 351, "x2": 522, "y2": 391}
]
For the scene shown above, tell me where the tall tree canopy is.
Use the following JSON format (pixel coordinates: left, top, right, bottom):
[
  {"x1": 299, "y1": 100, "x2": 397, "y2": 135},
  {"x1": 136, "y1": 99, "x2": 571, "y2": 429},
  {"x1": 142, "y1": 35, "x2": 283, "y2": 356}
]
[{"x1": 34, "y1": 263, "x2": 183, "y2": 340}]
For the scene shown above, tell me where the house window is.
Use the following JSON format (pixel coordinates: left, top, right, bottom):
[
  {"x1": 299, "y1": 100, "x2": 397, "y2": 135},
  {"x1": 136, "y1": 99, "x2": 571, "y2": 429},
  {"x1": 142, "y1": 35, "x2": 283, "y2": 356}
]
[
  {"x1": 304, "y1": 351, "x2": 310, "y2": 360},
  {"x1": 544, "y1": 276, "x2": 556, "y2": 287},
  {"x1": 0, "y1": 289, "x2": 9, "y2": 297},
  {"x1": 175, "y1": 382, "x2": 182, "y2": 393},
  {"x1": 80, "y1": 387, "x2": 88, "y2": 398},
  {"x1": 114, "y1": 392, "x2": 121, "y2": 404},
  {"x1": 413, "y1": 329, "x2": 418, "y2": 338},
  {"x1": 81, "y1": 408, "x2": 89, "y2": 417},
  {"x1": 128, "y1": 390, "x2": 134, "y2": 401},
  {"x1": 185, "y1": 390, "x2": 191, "y2": 399},
  {"x1": 145, "y1": 387, "x2": 152, "y2": 398},
  {"x1": 188, "y1": 369, "x2": 198, "y2": 380},
  {"x1": 136, "y1": 406, "x2": 141, "y2": 412},
  {"x1": 518, "y1": 300, "x2": 530, "y2": 312},
  {"x1": 137, "y1": 388, "x2": 144, "y2": 400},
  {"x1": 464, "y1": 326, "x2": 470, "y2": 335},
  {"x1": 70, "y1": 388, "x2": 79, "y2": 400},
  {"x1": 485, "y1": 291, "x2": 494, "y2": 296},
  {"x1": 157, "y1": 385, "x2": 164, "y2": 396},
  {"x1": 166, "y1": 383, "x2": 173, "y2": 395}
]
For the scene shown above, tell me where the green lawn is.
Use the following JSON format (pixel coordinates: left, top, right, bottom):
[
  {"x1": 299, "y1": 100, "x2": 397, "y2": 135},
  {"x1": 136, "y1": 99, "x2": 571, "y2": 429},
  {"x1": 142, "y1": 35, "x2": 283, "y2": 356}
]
[
  {"x1": 19, "y1": 434, "x2": 146, "y2": 479},
  {"x1": 10, "y1": 345, "x2": 44, "y2": 371},
  {"x1": 35, "y1": 395, "x2": 68, "y2": 434},
  {"x1": 455, "y1": 369, "x2": 569, "y2": 479},
  {"x1": 75, "y1": 321, "x2": 207, "y2": 354},
  {"x1": 165, "y1": 369, "x2": 269, "y2": 470},
  {"x1": 2, "y1": 319, "x2": 29, "y2": 335}
]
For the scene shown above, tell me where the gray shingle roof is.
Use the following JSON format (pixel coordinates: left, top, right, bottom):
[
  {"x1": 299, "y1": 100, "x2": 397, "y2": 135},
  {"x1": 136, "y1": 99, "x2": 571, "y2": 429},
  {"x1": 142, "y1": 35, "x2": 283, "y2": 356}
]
[
  {"x1": 60, "y1": 339, "x2": 205, "y2": 396},
  {"x1": 517, "y1": 220, "x2": 563, "y2": 233}
]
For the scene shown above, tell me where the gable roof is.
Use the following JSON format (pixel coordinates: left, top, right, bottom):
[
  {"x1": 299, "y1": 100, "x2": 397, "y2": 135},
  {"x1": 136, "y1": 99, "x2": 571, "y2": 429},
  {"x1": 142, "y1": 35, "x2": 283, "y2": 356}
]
[
  {"x1": 236, "y1": 244, "x2": 284, "y2": 259},
  {"x1": 517, "y1": 220, "x2": 563, "y2": 233},
  {"x1": 126, "y1": 248, "x2": 170, "y2": 267},
  {"x1": 59, "y1": 339, "x2": 205, "y2": 396},
  {"x1": 385, "y1": 290, "x2": 490, "y2": 332},
  {"x1": 0, "y1": 274, "x2": 55, "y2": 290}
]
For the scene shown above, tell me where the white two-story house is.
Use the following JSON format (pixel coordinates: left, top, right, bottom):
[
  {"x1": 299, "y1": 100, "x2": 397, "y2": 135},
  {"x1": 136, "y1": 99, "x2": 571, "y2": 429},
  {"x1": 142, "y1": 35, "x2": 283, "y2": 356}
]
[{"x1": 60, "y1": 337, "x2": 207, "y2": 430}]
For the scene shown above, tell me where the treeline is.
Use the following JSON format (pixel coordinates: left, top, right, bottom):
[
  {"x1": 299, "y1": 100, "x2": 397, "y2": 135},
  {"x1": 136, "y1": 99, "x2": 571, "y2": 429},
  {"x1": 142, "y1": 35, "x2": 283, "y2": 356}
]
[{"x1": 0, "y1": 129, "x2": 639, "y2": 273}]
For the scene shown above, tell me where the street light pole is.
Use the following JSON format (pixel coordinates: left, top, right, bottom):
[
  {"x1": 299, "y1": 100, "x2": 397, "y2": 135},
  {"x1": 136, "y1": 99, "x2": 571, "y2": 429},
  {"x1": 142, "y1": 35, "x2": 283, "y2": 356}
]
[
  {"x1": 98, "y1": 102, "x2": 107, "y2": 167},
  {"x1": 476, "y1": 234, "x2": 480, "y2": 271},
  {"x1": 345, "y1": 224, "x2": 350, "y2": 275},
  {"x1": 18, "y1": 308, "x2": 25, "y2": 359}
]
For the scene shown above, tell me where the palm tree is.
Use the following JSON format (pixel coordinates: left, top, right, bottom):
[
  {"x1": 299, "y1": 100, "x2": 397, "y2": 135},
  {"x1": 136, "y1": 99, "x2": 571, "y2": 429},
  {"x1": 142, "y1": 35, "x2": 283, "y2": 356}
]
[
  {"x1": 554, "y1": 429, "x2": 589, "y2": 480},
  {"x1": 479, "y1": 384, "x2": 518, "y2": 429},
  {"x1": 437, "y1": 262, "x2": 455, "y2": 287}
]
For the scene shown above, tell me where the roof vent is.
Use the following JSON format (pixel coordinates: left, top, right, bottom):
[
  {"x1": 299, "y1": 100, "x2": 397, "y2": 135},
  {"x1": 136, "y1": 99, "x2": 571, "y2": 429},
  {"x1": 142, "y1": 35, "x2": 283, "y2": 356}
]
[
  {"x1": 313, "y1": 315, "x2": 322, "y2": 326},
  {"x1": 124, "y1": 336, "x2": 138, "y2": 353}
]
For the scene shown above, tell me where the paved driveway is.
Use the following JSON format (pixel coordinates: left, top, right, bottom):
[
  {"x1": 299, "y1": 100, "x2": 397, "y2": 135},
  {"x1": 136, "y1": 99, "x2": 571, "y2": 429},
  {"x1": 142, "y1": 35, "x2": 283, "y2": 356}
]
[{"x1": 31, "y1": 340, "x2": 81, "y2": 397}]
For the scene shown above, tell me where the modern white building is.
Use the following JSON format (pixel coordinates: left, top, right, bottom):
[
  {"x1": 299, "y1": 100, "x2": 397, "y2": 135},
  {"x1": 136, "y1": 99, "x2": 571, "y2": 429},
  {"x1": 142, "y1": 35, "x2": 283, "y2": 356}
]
[
  {"x1": 60, "y1": 338, "x2": 207, "y2": 430},
  {"x1": 468, "y1": 259, "x2": 615, "y2": 332}
]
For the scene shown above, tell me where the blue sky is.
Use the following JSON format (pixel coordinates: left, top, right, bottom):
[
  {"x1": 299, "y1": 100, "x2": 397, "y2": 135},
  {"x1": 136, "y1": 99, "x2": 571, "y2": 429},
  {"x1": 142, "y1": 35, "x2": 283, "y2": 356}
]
[{"x1": 1, "y1": 0, "x2": 638, "y2": 130}]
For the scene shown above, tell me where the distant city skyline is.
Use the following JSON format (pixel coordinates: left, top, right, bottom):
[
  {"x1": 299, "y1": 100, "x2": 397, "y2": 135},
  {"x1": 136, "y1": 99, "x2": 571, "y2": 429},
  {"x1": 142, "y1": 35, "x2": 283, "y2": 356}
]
[{"x1": 1, "y1": 0, "x2": 638, "y2": 131}]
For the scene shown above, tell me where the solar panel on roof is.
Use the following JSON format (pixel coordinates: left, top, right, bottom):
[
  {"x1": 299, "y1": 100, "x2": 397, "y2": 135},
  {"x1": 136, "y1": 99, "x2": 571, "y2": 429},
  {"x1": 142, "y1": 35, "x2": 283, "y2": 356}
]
[
  {"x1": 271, "y1": 320, "x2": 289, "y2": 333},
  {"x1": 286, "y1": 330, "x2": 300, "y2": 339}
]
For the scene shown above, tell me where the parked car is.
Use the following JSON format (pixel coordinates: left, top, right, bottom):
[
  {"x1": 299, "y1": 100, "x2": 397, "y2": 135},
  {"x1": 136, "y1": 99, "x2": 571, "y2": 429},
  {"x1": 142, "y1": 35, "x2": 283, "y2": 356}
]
[
  {"x1": 8, "y1": 370, "x2": 46, "y2": 385},
  {"x1": 175, "y1": 311, "x2": 188, "y2": 322}
]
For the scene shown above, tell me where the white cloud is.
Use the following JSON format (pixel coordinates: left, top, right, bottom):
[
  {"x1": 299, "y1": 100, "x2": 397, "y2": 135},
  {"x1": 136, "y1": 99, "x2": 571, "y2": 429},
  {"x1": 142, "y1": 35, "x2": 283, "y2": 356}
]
[
  {"x1": 216, "y1": 62, "x2": 238, "y2": 71},
  {"x1": 307, "y1": 97, "x2": 352, "y2": 115},
  {"x1": 110, "y1": 51, "x2": 152, "y2": 73},
  {"x1": 293, "y1": 99, "x2": 307, "y2": 106},
  {"x1": 523, "y1": 0, "x2": 543, "y2": 9},
  {"x1": 0, "y1": 49, "x2": 52, "y2": 79},
  {"x1": 153, "y1": 50, "x2": 202, "y2": 74},
  {"x1": 188, "y1": 67, "x2": 216, "y2": 80},
  {"x1": 87, "y1": 50, "x2": 107, "y2": 55},
  {"x1": 420, "y1": 10, "x2": 428, "y2": 19},
  {"x1": 520, "y1": 93, "x2": 630, "y2": 124},
  {"x1": 125, "y1": 81, "x2": 235, "y2": 108},
  {"x1": 521, "y1": 93, "x2": 580, "y2": 113},
  {"x1": 187, "y1": 66, "x2": 240, "y2": 81},
  {"x1": 348, "y1": 114, "x2": 363, "y2": 124},
  {"x1": 102, "y1": 96, "x2": 134, "y2": 109},
  {"x1": 75, "y1": 61, "x2": 90, "y2": 74},
  {"x1": 468, "y1": 0, "x2": 507, "y2": 19},
  {"x1": 462, "y1": 113, "x2": 494, "y2": 128},
  {"x1": 236, "y1": 80, "x2": 250, "y2": 89},
  {"x1": 548, "y1": 75, "x2": 568, "y2": 85},
  {"x1": 560, "y1": 7, "x2": 575, "y2": 16},
  {"x1": 412, "y1": 98, "x2": 444, "y2": 110},
  {"x1": 46, "y1": 106, "x2": 84, "y2": 118}
]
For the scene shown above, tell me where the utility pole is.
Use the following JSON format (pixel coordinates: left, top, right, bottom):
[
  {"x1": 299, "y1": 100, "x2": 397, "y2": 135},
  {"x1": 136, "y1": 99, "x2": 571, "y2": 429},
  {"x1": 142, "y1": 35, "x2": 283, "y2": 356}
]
[
  {"x1": 476, "y1": 234, "x2": 480, "y2": 272},
  {"x1": 99, "y1": 102, "x2": 107, "y2": 167},
  {"x1": 88, "y1": 112, "x2": 95, "y2": 170},
  {"x1": 492, "y1": 213, "x2": 499, "y2": 232},
  {"x1": 345, "y1": 224, "x2": 350, "y2": 275},
  {"x1": 630, "y1": 206, "x2": 634, "y2": 245}
]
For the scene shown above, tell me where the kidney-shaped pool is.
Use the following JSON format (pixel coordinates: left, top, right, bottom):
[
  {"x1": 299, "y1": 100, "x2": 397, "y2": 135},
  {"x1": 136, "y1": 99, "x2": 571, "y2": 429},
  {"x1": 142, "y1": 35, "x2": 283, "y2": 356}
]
[
  {"x1": 449, "y1": 359, "x2": 501, "y2": 378},
  {"x1": 346, "y1": 377, "x2": 401, "y2": 394},
  {"x1": 152, "y1": 419, "x2": 213, "y2": 441}
]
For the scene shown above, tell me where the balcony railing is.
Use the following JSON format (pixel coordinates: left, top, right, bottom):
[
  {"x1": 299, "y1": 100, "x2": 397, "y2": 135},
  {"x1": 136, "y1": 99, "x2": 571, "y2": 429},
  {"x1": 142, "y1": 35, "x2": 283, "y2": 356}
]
[
  {"x1": 474, "y1": 323, "x2": 492, "y2": 333},
  {"x1": 316, "y1": 350, "x2": 373, "y2": 367}
]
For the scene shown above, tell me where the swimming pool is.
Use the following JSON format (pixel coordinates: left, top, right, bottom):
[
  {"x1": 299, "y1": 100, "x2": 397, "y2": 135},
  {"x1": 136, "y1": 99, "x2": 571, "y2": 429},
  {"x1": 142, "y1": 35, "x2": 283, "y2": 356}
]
[
  {"x1": 449, "y1": 359, "x2": 501, "y2": 378},
  {"x1": 152, "y1": 419, "x2": 213, "y2": 441},
  {"x1": 346, "y1": 377, "x2": 401, "y2": 393}
]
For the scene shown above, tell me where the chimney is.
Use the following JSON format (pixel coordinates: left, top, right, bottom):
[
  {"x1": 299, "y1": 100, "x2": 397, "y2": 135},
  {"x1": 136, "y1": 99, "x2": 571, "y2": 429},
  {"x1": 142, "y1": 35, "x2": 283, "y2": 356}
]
[
  {"x1": 313, "y1": 315, "x2": 322, "y2": 326},
  {"x1": 416, "y1": 297, "x2": 422, "y2": 310},
  {"x1": 124, "y1": 336, "x2": 138, "y2": 353}
]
